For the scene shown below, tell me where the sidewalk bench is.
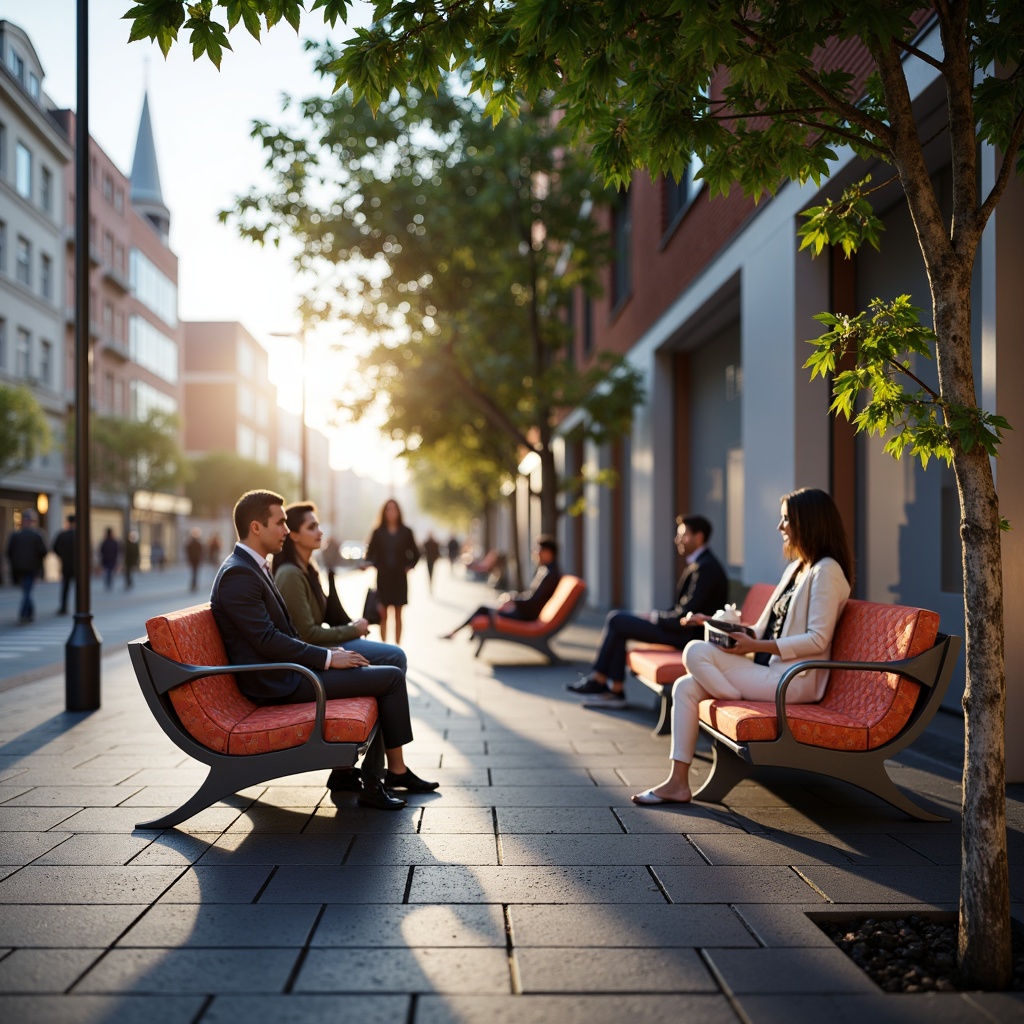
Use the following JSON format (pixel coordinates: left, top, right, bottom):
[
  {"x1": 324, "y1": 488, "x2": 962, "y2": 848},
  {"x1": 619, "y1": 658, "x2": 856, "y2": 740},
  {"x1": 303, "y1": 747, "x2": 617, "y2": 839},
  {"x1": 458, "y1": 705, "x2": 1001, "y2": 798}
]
[
  {"x1": 128, "y1": 603, "x2": 379, "y2": 830},
  {"x1": 693, "y1": 599, "x2": 960, "y2": 821},
  {"x1": 628, "y1": 583, "x2": 776, "y2": 736},
  {"x1": 470, "y1": 575, "x2": 587, "y2": 663}
]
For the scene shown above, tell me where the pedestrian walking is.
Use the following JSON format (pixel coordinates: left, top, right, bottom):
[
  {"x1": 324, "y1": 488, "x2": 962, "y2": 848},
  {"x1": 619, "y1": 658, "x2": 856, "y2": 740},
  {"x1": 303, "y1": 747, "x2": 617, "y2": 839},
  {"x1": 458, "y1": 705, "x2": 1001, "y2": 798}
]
[
  {"x1": 124, "y1": 531, "x2": 140, "y2": 589},
  {"x1": 364, "y1": 499, "x2": 419, "y2": 645},
  {"x1": 99, "y1": 529, "x2": 120, "y2": 591},
  {"x1": 447, "y1": 535, "x2": 460, "y2": 573},
  {"x1": 422, "y1": 533, "x2": 441, "y2": 592},
  {"x1": 151, "y1": 540, "x2": 165, "y2": 571},
  {"x1": 52, "y1": 514, "x2": 77, "y2": 615},
  {"x1": 186, "y1": 529, "x2": 204, "y2": 592},
  {"x1": 207, "y1": 533, "x2": 222, "y2": 565},
  {"x1": 6, "y1": 510, "x2": 48, "y2": 624}
]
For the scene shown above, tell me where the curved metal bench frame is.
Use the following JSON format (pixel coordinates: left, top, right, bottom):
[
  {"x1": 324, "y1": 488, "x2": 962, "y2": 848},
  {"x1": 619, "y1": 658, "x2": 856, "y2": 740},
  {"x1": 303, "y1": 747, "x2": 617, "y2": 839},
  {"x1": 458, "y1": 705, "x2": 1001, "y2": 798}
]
[
  {"x1": 128, "y1": 638, "x2": 377, "y2": 830},
  {"x1": 472, "y1": 581, "x2": 587, "y2": 664},
  {"x1": 692, "y1": 633, "x2": 961, "y2": 822}
]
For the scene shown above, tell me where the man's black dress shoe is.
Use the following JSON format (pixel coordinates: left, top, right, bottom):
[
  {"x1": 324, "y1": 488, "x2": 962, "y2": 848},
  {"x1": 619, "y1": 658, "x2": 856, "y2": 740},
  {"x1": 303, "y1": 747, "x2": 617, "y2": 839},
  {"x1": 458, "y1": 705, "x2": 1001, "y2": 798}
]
[
  {"x1": 385, "y1": 768, "x2": 440, "y2": 793},
  {"x1": 326, "y1": 767, "x2": 362, "y2": 792},
  {"x1": 357, "y1": 777, "x2": 407, "y2": 810}
]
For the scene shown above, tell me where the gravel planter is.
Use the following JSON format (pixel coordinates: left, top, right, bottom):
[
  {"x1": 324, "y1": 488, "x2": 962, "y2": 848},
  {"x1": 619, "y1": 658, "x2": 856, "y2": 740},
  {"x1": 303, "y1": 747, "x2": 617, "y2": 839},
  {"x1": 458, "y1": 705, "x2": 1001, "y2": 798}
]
[{"x1": 819, "y1": 914, "x2": 1024, "y2": 993}]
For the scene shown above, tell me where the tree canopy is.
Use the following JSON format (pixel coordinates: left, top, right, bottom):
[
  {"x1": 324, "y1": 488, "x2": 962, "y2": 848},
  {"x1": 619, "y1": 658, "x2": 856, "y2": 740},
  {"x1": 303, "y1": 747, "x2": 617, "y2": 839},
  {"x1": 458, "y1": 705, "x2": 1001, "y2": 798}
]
[
  {"x1": 91, "y1": 410, "x2": 190, "y2": 504},
  {"x1": 0, "y1": 383, "x2": 52, "y2": 479},
  {"x1": 225, "y1": 65, "x2": 644, "y2": 532},
  {"x1": 187, "y1": 450, "x2": 297, "y2": 518}
]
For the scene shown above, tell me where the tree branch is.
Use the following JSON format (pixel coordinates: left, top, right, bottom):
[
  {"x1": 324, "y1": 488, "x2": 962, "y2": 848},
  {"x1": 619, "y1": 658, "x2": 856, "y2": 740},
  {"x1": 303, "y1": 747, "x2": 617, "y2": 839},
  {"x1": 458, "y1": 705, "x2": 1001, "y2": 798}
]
[
  {"x1": 889, "y1": 356, "x2": 942, "y2": 402},
  {"x1": 893, "y1": 36, "x2": 945, "y2": 73},
  {"x1": 977, "y1": 106, "x2": 1024, "y2": 229}
]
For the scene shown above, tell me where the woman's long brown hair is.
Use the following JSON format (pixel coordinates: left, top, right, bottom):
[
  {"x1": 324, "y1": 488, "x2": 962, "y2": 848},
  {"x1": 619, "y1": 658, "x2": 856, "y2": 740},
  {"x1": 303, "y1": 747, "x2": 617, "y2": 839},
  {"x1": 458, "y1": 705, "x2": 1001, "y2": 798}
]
[{"x1": 782, "y1": 487, "x2": 854, "y2": 585}]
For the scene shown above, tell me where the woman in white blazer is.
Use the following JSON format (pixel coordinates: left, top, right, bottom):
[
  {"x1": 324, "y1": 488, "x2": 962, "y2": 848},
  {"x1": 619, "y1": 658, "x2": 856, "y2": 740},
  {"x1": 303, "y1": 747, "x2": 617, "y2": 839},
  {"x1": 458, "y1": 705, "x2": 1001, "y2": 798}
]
[{"x1": 633, "y1": 488, "x2": 853, "y2": 805}]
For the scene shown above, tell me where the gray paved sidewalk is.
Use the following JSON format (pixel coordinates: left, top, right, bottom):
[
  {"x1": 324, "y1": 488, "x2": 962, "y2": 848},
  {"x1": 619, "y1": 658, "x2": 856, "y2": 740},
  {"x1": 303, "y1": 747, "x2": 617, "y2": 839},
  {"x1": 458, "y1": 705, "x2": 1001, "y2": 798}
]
[{"x1": 0, "y1": 567, "x2": 1021, "y2": 1023}]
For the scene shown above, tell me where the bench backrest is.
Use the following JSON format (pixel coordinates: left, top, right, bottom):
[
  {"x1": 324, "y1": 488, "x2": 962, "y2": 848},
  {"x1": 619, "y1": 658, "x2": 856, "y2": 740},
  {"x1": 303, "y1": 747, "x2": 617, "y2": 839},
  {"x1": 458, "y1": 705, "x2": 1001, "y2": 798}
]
[
  {"x1": 537, "y1": 575, "x2": 587, "y2": 627},
  {"x1": 822, "y1": 599, "x2": 939, "y2": 745},
  {"x1": 740, "y1": 583, "x2": 775, "y2": 624},
  {"x1": 146, "y1": 603, "x2": 256, "y2": 754}
]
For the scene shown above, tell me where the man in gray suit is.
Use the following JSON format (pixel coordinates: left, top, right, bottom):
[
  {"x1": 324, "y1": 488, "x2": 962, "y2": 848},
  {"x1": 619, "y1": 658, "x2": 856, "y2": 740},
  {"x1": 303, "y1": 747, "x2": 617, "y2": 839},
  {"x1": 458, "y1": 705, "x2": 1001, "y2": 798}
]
[{"x1": 210, "y1": 490, "x2": 437, "y2": 810}]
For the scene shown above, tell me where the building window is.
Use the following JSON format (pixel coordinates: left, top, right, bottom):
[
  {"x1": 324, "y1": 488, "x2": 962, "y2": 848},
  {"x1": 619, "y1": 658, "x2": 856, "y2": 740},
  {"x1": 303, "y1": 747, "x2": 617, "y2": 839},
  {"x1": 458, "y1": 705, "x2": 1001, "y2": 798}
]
[
  {"x1": 238, "y1": 340, "x2": 255, "y2": 379},
  {"x1": 103, "y1": 173, "x2": 114, "y2": 203},
  {"x1": 103, "y1": 371, "x2": 114, "y2": 409},
  {"x1": 610, "y1": 190, "x2": 632, "y2": 310},
  {"x1": 40, "y1": 253, "x2": 52, "y2": 300},
  {"x1": 129, "y1": 315, "x2": 179, "y2": 383},
  {"x1": 39, "y1": 339, "x2": 52, "y2": 386},
  {"x1": 8, "y1": 47, "x2": 25, "y2": 85},
  {"x1": 130, "y1": 379, "x2": 177, "y2": 420},
  {"x1": 28, "y1": 72, "x2": 40, "y2": 100},
  {"x1": 129, "y1": 248, "x2": 178, "y2": 326},
  {"x1": 15, "y1": 142, "x2": 32, "y2": 198},
  {"x1": 115, "y1": 378, "x2": 125, "y2": 414},
  {"x1": 0, "y1": 318, "x2": 6, "y2": 370},
  {"x1": 15, "y1": 236, "x2": 31, "y2": 286},
  {"x1": 255, "y1": 434, "x2": 270, "y2": 465},
  {"x1": 16, "y1": 328, "x2": 31, "y2": 378},
  {"x1": 0, "y1": 120, "x2": 6, "y2": 177},
  {"x1": 103, "y1": 231, "x2": 114, "y2": 266},
  {"x1": 114, "y1": 187, "x2": 124, "y2": 214},
  {"x1": 663, "y1": 158, "x2": 704, "y2": 234},
  {"x1": 103, "y1": 301, "x2": 114, "y2": 338},
  {"x1": 237, "y1": 423, "x2": 256, "y2": 459},
  {"x1": 0, "y1": 219, "x2": 6, "y2": 272},
  {"x1": 41, "y1": 166, "x2": 52, "y2": 213}
]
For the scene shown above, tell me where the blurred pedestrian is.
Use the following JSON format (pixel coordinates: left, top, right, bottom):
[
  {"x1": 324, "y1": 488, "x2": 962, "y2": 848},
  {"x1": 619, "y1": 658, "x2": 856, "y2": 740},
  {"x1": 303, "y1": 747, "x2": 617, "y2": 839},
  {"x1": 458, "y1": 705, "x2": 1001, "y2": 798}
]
[
  {"x1": 52, "y1": 514, "x2": 77, "y2": 615},
  {"x1": 151, "y1": 540, "x2": 165, "y2": 571},
  {"x1": 186, "y1": 528, "x2": 204, "y2": 592},
  {"x1": 422, "y1": 533, "x2": 441, "y2": 592},
  {"x1": 365, "y1": 499, "x2": 419, "y2": 644},
  {"x1": 208, "y1": 533, "x2": 222, "y2": 565},
  {"x1": 99, "y1": 528, "x2": 120, "y2": 591},
  {"x1": 124, "y1": 531, "x2": 140, "y2": 589},
  {"x1": 6, "y1": 510, "x2": 48, "y2": 624},
  {"x1": 447, "y1": 535, "x2": 460, "y2": 573}
]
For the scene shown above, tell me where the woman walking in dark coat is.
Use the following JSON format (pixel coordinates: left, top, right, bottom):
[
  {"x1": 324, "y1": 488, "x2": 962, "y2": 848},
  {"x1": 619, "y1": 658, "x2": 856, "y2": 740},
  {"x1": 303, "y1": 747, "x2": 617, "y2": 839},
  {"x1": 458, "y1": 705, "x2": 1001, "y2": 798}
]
[{"x1": 365, "y1": 499, "x2": 419, "y2": 644}]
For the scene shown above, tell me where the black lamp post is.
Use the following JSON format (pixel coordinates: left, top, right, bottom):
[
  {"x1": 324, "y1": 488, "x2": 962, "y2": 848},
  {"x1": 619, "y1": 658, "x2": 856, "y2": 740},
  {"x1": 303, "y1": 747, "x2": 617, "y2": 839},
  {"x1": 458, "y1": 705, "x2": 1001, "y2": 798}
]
[{"x1": 65, "y1": 0, "x2": 102, "y2": 710}]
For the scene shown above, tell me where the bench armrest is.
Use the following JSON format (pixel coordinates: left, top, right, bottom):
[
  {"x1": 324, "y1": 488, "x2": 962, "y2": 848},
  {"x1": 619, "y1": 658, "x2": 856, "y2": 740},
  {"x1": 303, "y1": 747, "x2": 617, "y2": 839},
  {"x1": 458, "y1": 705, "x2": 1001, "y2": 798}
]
[
  {"x1": 138, "y1": 644, "x2": 329, "y2": 745},
  {"x1": 771, "y1": 635, "x2": 955, "y2": 743}
]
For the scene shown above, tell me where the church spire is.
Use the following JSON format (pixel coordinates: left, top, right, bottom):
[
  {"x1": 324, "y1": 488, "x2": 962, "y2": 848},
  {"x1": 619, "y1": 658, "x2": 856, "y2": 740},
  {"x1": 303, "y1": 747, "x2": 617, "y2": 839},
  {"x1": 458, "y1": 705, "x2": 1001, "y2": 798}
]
[{"x1": 130, "y1": 91, "x2": 170, "y2": 241}]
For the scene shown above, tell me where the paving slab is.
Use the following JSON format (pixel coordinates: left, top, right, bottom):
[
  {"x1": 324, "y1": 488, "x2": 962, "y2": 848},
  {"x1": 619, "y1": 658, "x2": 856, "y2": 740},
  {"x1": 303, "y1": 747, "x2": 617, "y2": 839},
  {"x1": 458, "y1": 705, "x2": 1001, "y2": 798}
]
[
  {"x1": 613, "y1": 805, "x2": 745, "y2": 834},
  {"x1": 34, "y1": 833, "x2": 157, "y2": 865},
  {"x1": 0, "y1": 865, "x2": 182, "y2": 904},
  {"x1": 420, "y1": 808, "x2": 496, "y2": 833},
  {"x1": 690, "y1": 832, "x2": 933, "y2": 867},
  {"x1": 157, "y1": 864, "x2": 272, "y2": 903},
  {"x1": 796, "y1": 864, "x2": 962, "y2": 903},
  {"x1": 516, "y1": 946, "x2": 715, "y2": 993},
  {"x1": 0, "y1": 806, "x2": 79, "y2": 831},
  {"x1": 57, "y1": 806, "x2": 239, "y2": 833},
  {"x1": 347, "y1": 832, "x2": 499, "y2": 865},
  {"x1": 509, "y1": 903, "x2": 756, "y2": 947},
  {"x1": 409, "y1": 865, "x2": 667, "y2": 904},
  {"x1": 0, "y1": 947, "x2": 104, "y2": 993},
  {"x1": 127, "y1": 832, "x2": 218, "y2": 866},
  {"x1": 116, "y1": 902, "x2": 321, "y2": 947},
  {"x1": 401, "y1": 786, "x2": 636, "y2": 807},
  {"x1": 258, "y1": 865, "x2": 409, "y2": 903},
  {"x1": 0, "y1": 994, "x2": 207, "y2": 1024},
  {"x1": 735, "y1": 992, "x2": 996, "y2": 1023},
  {"x1": 201, "y1": 994, "x2": 411, "y2": 1024},
  {"x1": 74, "y1": 947, "x2": 299, "y2": 994},
  {"x1": 0, "y1": 830, "x2": 72, "y2": 865},
  {"x1": 310, "y1": 903, "x2": 508, "y2": 947},
  {"x1": 499, "y1": 833, "x2": 705, "y2": 866},
  {"x1": 414, "y1": 994, "x2": 740, "y2": 1024},
  {"x1": 495, "y1": 808, "x2": 625, "y2": 834},
  {"x1": 305, "y1": 806, "x2": 422, "y2": 833},
  {"x1": 1, "y1": 786, "x2": 143, "y2": 807},
  {"x1": 706, "y1": 946, "x2": 879, "y2": 994},
  {"x1": 653, "y1": 864, "x2": 823, "y2": 903},
  {"x1": 293, "y1": 947, "x2": 512, "y2": 994},
  {"x1": 0, "y1": 904, "x2": 145, "y2": 947},
  {"x1": 195, "y1": 832, "x2": 354, "y2": 865}
]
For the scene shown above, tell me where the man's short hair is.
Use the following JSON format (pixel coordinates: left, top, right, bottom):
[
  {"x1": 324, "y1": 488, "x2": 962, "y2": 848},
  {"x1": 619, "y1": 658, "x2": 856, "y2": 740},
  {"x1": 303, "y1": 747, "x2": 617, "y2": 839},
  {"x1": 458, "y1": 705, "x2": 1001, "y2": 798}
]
[
  {"x1": 233, "y1": 490, "x2": 285, "y2": 541},
  {"x1": 535, "y1": 534, "x2": 558, "y2": 558},
  {"x1": 677, "y1": 514, "x2": 713, "y2": 542}
]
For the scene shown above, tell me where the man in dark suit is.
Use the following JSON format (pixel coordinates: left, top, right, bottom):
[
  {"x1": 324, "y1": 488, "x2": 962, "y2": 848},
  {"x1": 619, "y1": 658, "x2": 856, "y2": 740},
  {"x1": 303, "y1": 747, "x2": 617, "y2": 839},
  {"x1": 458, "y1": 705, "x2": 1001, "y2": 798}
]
[
  {"x1": 569, "y1": 514, "x2": 729, "y2": 707},
  {"x1": 441, "y1": 535, "x2": 562, "y2": 639},
  {"x1": 210, "y1": 489, "x2": 437, "y2": 810}
]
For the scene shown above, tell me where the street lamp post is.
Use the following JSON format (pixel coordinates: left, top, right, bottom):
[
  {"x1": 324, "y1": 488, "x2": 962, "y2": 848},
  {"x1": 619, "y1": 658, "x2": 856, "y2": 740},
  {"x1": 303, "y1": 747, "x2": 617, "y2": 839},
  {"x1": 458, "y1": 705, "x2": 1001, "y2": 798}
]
[{"x1": 270, "y1": 328, "x2": 308, "y2": 498}]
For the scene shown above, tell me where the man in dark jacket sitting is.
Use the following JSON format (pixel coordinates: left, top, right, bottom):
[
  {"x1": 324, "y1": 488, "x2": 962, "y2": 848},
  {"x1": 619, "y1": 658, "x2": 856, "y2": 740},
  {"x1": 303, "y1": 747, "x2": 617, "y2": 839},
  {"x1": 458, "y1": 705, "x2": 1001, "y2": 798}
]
[
  {"x1": 570, "y1": 514, "x2": 728, "y2": 707},
  {"x1": 441, "y1": 535, "x2": 561, "y2": 638}
]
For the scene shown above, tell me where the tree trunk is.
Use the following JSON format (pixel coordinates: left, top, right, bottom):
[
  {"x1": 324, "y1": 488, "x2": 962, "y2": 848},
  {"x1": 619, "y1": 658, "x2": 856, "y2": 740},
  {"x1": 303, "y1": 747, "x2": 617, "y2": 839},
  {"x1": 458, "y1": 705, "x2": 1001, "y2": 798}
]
[
  {"x1": 930, "y1": 275, "x2": 1011, "y2": 989},
  {"x1": 539, "y1": 442, "x2": 559, "y2": 536},
  {"x1": 507, "y1": 488, "x2": 524, "y2": 592}
]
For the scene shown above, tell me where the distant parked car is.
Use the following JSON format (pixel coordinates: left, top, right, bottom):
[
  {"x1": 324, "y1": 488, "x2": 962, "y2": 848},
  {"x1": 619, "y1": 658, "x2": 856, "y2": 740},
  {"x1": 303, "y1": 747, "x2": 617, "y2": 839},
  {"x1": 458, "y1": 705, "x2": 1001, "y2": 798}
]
[{"x1": 340, "y1": 540, "x2": 365, "y2": 562}]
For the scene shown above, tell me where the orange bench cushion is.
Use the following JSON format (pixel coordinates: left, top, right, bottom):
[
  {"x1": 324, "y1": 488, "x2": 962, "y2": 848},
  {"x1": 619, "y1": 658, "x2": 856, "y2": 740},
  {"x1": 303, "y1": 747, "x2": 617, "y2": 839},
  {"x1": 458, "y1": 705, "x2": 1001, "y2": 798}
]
[
  {"x1": 628, "y1": 581, "x2": 777, "y2": 683},
  {"x1": 146, "y1": 605, "x2": 378, "y2": 755},
  {"x1": 698, "y1": 600, "x2": 939, "y2": 751},
  {"x1": 471, "y1": 576, "x2": 586, "y2": 638}
]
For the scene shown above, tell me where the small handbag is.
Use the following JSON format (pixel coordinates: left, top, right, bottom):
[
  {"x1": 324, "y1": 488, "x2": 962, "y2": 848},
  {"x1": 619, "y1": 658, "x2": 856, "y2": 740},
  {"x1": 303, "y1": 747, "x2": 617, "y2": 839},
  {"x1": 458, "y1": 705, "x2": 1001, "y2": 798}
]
[
  {"x1": 324, "y1": 571, "x2": 351, "y2": 626},
  {"x1": 361, "y1": 588, "x2": 381, "y2": 625}
]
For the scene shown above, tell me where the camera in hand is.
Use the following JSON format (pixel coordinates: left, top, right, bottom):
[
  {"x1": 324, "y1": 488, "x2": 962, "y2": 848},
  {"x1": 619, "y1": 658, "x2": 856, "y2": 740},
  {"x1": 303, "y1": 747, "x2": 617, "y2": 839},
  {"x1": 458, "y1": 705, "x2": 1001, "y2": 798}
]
[{"x1": 705, "y1": 619, "x2": 756, "y2": 649}]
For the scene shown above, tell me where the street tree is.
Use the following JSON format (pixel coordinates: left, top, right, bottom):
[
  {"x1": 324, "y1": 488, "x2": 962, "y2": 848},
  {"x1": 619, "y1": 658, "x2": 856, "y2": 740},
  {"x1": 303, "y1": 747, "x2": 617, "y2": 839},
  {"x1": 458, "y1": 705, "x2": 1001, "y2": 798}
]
[
  {"x1": 0, "y1": 383, "x2": 51, "y2": 479},
  {"x1": 187, "y1": 451, "x2": 297, "y2": 519},
  {"x1": 224, "y1": 67, "x2": 644, "y2": 535},
  {"x1": 91, "y1": 410, "x2": 190, "y2": 578},
  {"x1": 126, "y1": 0, "x2": 1024, "y2": 986}
]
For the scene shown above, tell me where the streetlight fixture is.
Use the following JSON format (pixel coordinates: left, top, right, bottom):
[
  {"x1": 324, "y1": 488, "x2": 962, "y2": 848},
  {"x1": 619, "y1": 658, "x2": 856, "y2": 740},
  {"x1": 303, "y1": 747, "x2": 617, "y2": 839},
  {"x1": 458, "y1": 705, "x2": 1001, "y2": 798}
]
[{"x1": 270, "y1": 327, "x2": 308, "y2": 499}]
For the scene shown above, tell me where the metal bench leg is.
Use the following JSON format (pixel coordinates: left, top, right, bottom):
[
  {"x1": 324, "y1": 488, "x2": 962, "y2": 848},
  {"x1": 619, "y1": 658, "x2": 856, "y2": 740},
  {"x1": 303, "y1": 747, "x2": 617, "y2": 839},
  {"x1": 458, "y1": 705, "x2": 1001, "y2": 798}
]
[
  {"x1": 652, "y1": 690, "x2": 672, "y2": 737},
  {"x1": 843, "y1": 759, "x2": 950, "y2": 823},
  {"x1": 473, "y1": 636, "x2": 485, "y2": 658},
  {"x1": 134, "y1": 762, "x2": 258, "y2": 830},
  {"x1": 692, "y1": 740, "x2": 752, "y2": 804}
]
